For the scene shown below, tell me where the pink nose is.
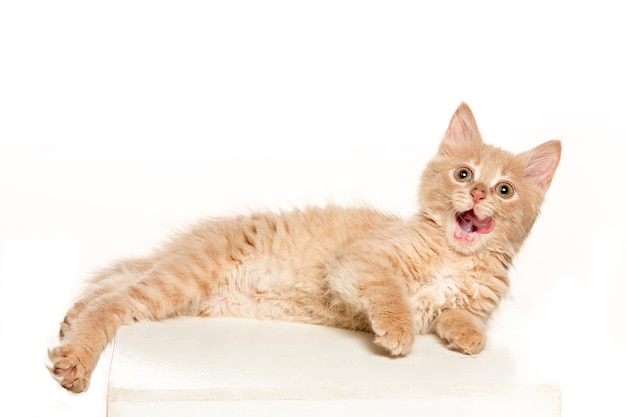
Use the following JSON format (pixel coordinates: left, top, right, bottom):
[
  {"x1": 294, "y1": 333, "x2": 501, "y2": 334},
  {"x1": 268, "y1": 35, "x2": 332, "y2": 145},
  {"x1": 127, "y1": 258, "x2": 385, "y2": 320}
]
[{"x1": 471, "y1": 188, "x2": 486, "y2": 204}]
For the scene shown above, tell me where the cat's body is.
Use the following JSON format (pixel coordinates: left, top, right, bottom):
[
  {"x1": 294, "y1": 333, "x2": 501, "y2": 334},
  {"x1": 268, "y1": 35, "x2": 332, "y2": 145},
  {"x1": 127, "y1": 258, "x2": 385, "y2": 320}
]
[{"x1": 49, "y1": 103, "x2": 561, "y2": 393}]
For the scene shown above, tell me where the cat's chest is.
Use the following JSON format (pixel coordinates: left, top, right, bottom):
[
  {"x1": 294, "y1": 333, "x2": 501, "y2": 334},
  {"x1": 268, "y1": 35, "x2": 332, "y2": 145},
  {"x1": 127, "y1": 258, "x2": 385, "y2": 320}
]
[
  {"x1": 414, "y1": 257, "x2": 477, "y2": 300},
  {"x1": 407, "y1": 257, "x2": 484, "y2": 329},
  {"x1": 407, "y1": 252, "x2": 507, "y2": 332},
  {"x1": 403, "y1": 239, "x2": 479, "y2": 284}
]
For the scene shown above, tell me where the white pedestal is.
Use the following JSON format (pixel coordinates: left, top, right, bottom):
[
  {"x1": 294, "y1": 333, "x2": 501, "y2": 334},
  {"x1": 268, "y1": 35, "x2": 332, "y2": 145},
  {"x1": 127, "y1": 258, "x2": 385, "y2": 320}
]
[{"x1": 107, "y1": 302, "x2": 560, "y2": 417}]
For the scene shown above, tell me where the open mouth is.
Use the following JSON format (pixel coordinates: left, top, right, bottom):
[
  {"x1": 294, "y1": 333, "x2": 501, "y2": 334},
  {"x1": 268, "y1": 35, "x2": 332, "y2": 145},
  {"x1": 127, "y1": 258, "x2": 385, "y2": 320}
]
[{"x1": 454, "y1": 209, "x2": 495, "y2": 243}]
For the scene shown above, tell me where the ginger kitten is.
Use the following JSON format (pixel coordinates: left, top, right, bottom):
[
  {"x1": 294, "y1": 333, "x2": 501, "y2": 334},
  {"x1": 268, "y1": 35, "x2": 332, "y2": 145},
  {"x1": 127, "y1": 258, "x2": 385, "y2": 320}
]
[{"x1": 49, "y1": 103, "x2": 561, "y2": 393}]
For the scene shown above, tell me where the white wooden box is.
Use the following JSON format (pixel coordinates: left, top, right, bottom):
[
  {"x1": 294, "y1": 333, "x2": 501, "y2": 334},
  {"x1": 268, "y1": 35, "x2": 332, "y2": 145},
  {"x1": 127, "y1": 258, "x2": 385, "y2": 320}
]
[{"x1": 107, "y1": 302, "x2": 559, "y2": 417}]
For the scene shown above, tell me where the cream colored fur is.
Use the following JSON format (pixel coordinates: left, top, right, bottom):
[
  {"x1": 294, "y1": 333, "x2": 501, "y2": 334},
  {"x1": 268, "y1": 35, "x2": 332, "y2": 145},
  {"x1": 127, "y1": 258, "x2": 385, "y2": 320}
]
[{"x1": 49, "y1": 103, "x2": 561, "y2": 393}]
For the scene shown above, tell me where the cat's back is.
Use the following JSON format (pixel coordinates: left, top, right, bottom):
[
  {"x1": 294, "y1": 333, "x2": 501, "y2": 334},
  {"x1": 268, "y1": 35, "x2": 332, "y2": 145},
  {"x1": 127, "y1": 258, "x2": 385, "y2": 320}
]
[{"x1": 172, "y1": 204, "x2": 399, "y2": 261}]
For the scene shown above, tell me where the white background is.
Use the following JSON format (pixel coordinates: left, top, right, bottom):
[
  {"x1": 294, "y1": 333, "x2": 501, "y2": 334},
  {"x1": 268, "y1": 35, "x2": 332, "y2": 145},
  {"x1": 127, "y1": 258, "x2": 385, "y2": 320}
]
[{"x1": 1, "y1": 1, "x2": 624, "y2": 416}]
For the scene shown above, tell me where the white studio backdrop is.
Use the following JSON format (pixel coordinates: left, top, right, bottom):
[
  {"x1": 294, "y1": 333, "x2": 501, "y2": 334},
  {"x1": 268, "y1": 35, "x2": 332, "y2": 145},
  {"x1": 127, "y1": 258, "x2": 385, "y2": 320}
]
[{"x1": 1, "y1": 1, "x2": 624, "y2": 416}]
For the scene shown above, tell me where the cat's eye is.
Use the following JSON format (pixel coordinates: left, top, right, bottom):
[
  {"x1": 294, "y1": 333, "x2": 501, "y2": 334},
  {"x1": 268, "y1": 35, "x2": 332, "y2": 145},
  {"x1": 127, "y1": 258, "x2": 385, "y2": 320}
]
[
  {"x1": 453, "y1": 166, "x2": 473, "y2": 183},
  {"x1": 495, "y1": 181, "x2": 514, "y2": 199}
]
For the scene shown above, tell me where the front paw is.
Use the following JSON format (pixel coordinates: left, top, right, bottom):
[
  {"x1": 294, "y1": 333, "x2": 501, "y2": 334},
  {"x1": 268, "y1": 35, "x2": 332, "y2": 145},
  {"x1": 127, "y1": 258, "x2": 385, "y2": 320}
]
[
  {"x1": 444, "y1": 325, "x2": 486, "y2": 355},
  {"x1": 48, "y1": 344, "x2": 93, "y2": 393},
  {"x1": 372, "y1": 317, "x2": 415, "y2": 356}
]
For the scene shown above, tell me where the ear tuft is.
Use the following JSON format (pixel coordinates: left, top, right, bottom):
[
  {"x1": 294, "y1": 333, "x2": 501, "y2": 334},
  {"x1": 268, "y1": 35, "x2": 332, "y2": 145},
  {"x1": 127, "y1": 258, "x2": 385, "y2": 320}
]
[
  {"x1": 439, "y1": 103, "x2": 483, "y2": 154},
  {"x1": 521, "y1": 140, "x2": 562, "y2": 189}
]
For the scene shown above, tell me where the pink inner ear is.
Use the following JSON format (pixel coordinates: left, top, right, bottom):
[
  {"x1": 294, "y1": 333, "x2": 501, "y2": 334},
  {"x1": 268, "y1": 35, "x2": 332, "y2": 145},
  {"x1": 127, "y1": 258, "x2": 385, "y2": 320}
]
[
  {"x1": 440, "y1": 103, "x2": 483, "y2": 153},
  {"x1": 523, "y1": 140, "x2": 561, "y2": 188}
]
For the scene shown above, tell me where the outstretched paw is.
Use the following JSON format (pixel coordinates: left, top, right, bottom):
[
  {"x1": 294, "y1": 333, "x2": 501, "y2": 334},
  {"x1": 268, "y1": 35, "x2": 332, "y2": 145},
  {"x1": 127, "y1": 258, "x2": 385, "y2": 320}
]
[{"x1": 48, "y1": 345, "x2": 93, "y2": 393}]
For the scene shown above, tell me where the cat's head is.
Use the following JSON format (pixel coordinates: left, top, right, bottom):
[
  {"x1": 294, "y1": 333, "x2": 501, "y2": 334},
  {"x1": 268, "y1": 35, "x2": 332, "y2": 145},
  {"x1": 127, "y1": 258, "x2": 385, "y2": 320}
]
[{"x1": 418, "y1": 103, "x2": 561, "y2": 257}]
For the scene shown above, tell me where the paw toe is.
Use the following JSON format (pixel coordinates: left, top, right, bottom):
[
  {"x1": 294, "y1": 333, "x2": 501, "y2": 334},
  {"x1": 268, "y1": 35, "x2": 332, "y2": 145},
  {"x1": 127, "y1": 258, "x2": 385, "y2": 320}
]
[
  {"x1": 48, "y1": 346, "x2": 91, "y2": 393},
  {"x1": 447, "y1": 328, "x2": 486, "y2": 355},
  {"x1": 373, "y1": 325, "x2": 415, "y2": 356}
]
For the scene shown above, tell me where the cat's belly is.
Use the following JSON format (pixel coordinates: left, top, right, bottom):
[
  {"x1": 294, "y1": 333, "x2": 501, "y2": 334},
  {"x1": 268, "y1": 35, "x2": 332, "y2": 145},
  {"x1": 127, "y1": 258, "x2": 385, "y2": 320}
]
[
  {"x1": 197, "y1": 290, "x2": 369, "y2": 331},
  {"x1": 198, "y1": 290, "x2": 315, "y2": 321},
  {"x1": 196, "y1": 257, "x2": 370, "y2": 330}
]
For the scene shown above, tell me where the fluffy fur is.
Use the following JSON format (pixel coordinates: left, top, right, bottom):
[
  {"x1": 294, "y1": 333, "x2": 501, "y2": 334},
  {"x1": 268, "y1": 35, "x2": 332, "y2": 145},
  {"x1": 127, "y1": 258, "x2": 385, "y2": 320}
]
[{"x1": 49, "y1": 103, "x2": 561, "y2": 393}]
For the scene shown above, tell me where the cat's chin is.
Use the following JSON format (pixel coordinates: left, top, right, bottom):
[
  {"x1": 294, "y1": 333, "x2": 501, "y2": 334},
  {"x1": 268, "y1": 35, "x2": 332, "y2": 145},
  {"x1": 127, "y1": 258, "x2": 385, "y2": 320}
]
[{"x1": 452, "y1": 209, "x2": 495, "y2": 245}]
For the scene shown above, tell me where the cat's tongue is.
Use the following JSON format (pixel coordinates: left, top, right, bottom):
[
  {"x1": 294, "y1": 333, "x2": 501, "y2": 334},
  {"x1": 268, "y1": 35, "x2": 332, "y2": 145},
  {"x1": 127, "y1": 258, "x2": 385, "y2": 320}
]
[{"x1": 455, "y1": 210, "x2": 495, "y2": 240}]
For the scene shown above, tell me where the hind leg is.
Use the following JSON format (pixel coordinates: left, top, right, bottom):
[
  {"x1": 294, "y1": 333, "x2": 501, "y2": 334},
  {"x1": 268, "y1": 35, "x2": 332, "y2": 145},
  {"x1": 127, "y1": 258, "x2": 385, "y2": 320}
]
[
  {"x1": 50, "y1": 257, "x2": 211, "y2": 392},
  {"x1": 59, "y1": 258, "x2": 152, "y2": 340}
]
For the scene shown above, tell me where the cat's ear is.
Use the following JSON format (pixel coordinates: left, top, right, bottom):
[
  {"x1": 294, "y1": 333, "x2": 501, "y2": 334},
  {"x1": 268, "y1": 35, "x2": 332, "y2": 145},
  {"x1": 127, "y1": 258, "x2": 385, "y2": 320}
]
[
  {"x1": 439, "y1": 103, "x2": 483, "y2": 155},
  {"x1": 520, "y1": 140, "x2": 562, "y2": 190}
]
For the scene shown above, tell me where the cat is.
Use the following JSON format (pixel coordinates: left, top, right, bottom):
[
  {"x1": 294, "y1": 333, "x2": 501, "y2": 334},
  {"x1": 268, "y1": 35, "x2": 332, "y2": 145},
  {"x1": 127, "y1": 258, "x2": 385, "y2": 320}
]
[{"x1": 48, "y1": 103, "x2": 561, "y2": 393}]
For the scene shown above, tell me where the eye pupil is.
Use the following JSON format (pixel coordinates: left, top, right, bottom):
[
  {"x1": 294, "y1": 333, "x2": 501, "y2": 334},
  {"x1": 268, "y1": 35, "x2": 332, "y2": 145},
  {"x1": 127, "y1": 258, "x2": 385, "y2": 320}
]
[
  {"x1": 495, "y1": 182, "x2": 514, "y2": 199},
  {"x1": 454, "y1": 166, "x2": 473, "y2": 182}
]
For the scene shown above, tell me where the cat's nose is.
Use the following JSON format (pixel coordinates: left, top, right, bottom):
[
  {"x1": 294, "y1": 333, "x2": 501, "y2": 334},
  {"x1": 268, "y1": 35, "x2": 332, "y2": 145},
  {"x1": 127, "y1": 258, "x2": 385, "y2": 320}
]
[{"x1": 471, "y1": 188, "x2": 486, "y2": 204}]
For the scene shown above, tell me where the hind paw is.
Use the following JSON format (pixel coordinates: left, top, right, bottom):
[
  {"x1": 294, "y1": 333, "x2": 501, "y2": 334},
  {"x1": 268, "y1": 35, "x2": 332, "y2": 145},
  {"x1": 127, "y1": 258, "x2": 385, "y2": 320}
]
[{"x1": 48, "y1": 345, "x2": 92, "y2": 393}]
